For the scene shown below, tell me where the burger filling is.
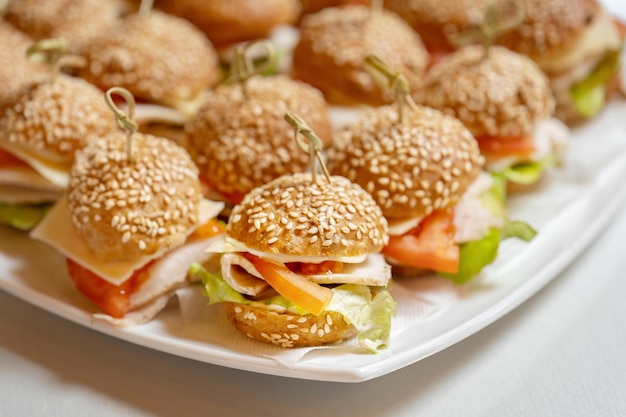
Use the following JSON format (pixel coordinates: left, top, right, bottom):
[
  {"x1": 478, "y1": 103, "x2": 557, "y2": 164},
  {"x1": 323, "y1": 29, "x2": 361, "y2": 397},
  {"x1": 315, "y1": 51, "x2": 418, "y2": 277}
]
[
  {"x1": 191, "y1": 259, "x2": 395, "y2": 353},
  {"x1": 383, "y1": 172, "x2": 536, "y2": 283},
  {"x1": 31, "y1": 197, "x2": 226, "y2": 323},
  {"x1": 478, "y1": 118, "x2": 571, "y2": 185}
]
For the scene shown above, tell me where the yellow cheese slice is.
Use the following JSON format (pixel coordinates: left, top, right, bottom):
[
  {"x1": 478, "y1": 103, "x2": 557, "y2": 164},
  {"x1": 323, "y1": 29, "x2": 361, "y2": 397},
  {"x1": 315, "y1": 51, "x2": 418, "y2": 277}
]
[
  {"x1": 30, "y1": 196, "x2": 224, "y2": 285},
  {"x1": 0, "y1": 139, "x2": 69, "y2": 188}
]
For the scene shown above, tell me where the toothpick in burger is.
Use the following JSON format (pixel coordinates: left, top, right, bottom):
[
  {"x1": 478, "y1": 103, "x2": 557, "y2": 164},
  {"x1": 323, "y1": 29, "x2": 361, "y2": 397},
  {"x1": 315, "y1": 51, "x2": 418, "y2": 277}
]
[
  {"x1": 327, "y1": 56, "x2": 536, "y2": 282},
  {"x1": 191, "y1": 112, "x2": 395, "y2": 351},
  {"x1": 415, "y1": 43, "x2": 571, "y2": 189},
  {"x1": 184, "y1": 40, "x2": 332, "y2": 212},
  {"x1": 76, "y1": 0, "x2": 220, "y2": 123},
  {"x1": 0, "y1": 38, "x2": 116, "y2": 230},
  {"x1": 292, "y1": 3, "x2": 429, "y2": 106},
  {"x1": 31, "y1": 87, "x2": 225, "y2": 325}
]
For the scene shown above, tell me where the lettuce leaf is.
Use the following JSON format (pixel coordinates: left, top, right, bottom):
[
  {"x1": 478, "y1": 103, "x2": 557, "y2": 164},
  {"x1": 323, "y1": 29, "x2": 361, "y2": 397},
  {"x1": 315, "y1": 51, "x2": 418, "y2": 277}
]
[
  {"x1": 441, "y1": 227, "x2": 502, "y2": 285},
  {"x1": 326, "y1": 285, "x2": 395, "y2": 353},
  {"x1": 190, "y1": 262, "x2": 395, "y2": 352},
  {"x1": 502, "y1": 220, "x2": 537, "y2": 242},
  {"x1": 570, "y1": 49, "x2": 621, "y2": 118},
  {"x1": 0, "y1": 203, "x2": 50, "y2": 231}
]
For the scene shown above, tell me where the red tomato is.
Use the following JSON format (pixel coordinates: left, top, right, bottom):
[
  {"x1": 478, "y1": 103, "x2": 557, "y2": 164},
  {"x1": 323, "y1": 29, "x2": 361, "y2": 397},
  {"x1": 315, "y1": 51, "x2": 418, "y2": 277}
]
[
  {"x1": 246, "y1": 254, "x2": 333, "y2": 315},
  {"x1": 475, "y1": 134, "x2": 536, "y2": 158},
  {"x1": 382, "y1": 210, "x2": 460, "y2": 273},
  {"x1": 0, "y1": 148, "x2": 27, "y2": 167},
  {"x1": 66, "y1": 259, "x2": 152, "y2": 318}
]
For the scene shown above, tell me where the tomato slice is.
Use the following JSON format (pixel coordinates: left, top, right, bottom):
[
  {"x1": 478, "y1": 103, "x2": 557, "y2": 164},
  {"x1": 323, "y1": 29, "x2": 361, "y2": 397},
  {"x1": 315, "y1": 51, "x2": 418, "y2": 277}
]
[
  {"x1": 246, "y1": 254, "x2": 333, "y2": 315},
  {"x1": 475, "y1": 134, "x2": 536, "y2": 158},
  {"x1": 66, "y1": 259, "x2": 152, "y2": 318},
  {"x1": 382, "y1": 210, "x2": 460, "y2": 273},
  {"x1": 0, "y1": 148, "x2": 27, "y2": 167},
  {"x1": 286, "y1": 260, "x2": 344, "y2": 275}
]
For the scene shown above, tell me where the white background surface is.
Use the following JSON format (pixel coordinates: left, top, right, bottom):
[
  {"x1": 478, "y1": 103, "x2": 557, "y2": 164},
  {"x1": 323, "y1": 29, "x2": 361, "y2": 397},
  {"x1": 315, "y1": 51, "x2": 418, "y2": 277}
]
[{"x1": 3, "y1": 0, "x2": 626, "y2": 415}]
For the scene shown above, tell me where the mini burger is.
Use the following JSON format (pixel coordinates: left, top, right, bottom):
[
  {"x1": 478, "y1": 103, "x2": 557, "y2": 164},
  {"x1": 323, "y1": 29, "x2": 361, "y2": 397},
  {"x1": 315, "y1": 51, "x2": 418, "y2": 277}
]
[
  {"x1": 76, "y1": 7, "x2": 220, "y2": 121},
  {"x1": 0, "y1": 42, "x2": 116, "y2": 230},
  {"x1": 184, "y1": 63, "x2": 331, "y2": 209},
  {"x1": 3, "y1": 0, "x2": 124, "y2": 54},
  {"x1": 384, "y1": 0, "x2": 490, "y2": 62},
  {"x1": 0, "y1": 22, "x2": 48, "y2": 100},
  {"x1": 192, "y1": 171, "x2": 395, "y2": 351},
  {"x1": 31, "y1": 87, "x2": 225, "y2": 325},
  {"x1": 494, "y1": 0, "x2": 626, "y2": 123},
  {"x1": 327, "y1": 103, "x2": 533, "y2": 282},
  {"x1": 132, "y1": 0, "x2": 301, "y2": 50},
  {"x1": 415, "y1": 45, "x2": 570, "y2": 188},
  {"x1": 292, "y1": 5, "x2": 429, "y2": 106}
]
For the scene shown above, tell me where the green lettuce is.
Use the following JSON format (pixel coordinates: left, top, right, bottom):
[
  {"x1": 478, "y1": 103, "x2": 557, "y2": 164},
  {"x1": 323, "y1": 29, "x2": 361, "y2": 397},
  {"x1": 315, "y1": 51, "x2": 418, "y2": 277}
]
[
  {"x1": 570, "y1": 49, "x2": 621, "y2": 118},
  {"x1": 441, "y1": 173, "x2": 536, "y2": 284},
  {"x1": 190, "y1": 263, "x2": 395, "y2": 353},
  {"x1": 0, "y1": 203, "x2": 50, "y2": 231}
]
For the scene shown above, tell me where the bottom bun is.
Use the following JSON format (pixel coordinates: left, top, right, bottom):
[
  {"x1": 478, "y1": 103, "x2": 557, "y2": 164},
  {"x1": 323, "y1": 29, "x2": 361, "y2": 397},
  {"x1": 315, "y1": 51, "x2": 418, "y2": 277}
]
[{"x1": 224, "y1": 302, "x2": 356, "y2": 348}]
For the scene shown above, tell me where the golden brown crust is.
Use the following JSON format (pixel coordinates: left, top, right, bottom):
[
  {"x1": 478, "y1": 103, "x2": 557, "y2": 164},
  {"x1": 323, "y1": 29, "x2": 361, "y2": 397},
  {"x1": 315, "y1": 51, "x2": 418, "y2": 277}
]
[
  {"x1": 495, "y1": 0, "x2": 600, "y2": 59},
  {"x1": 0, "y1": 75, "x2": 116, "y2": 164},
  {"x1": 4, "y1": 0, "x2": 124, "y2": 54},
  {"x1": 224, "y1": 302, "x2": 356, "y2": 348},
  {"x1": 77, "y1": 10, "x2": 219, "y2": 106},
  {"x1": 327, "y1": 104, "x2": 484, "y2": 220},
  {"x1": 146, "y1": 0, "x2": 300, "y2": 48},
  {"x1": 0, "y1": 22, "x2": 49, "y2": 100},
  {"x1": 298, "y1": 0, "x2": 369, "y2": 19},
  {"x1": 184, "y1": 75, "x2": 331, "y2": 199},
  {"x1": 292, "y1": 5, "x2": 428, "y2": 106},
  {"x1": 415, "y1": 45, "x2": 555, "y2": 138},
  {"x1": 68, "y1": 132, "x2": 202, "y2": 262},
  {"x1": 227, "y1": 173, "x2": 388, "y2": 258},
  {"x1": 384, "y1": 0, "x2": 491, "y2": 52}
]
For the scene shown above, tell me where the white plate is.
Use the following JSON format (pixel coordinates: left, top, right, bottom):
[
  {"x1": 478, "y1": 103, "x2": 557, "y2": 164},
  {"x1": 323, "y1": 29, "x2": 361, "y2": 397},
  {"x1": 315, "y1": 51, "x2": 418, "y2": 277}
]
[{"x1": 2, "y1": 99, "x2": 626, "y2": 382}]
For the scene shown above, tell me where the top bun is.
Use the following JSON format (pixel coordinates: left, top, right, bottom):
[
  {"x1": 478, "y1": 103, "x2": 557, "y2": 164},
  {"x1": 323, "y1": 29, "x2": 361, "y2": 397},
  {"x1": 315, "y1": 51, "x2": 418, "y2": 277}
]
[
  {"x1": 495, "y1": 0, "x2": 600, "y2": 60},
  {"x1": 0, "y1": 75, "x2": 116, "y2": 164},
  {"x1": 227, "y1": 173, "x2": 388, "y2": 258},
  {"x1": 415, "y1": 45, "x2": 555, "y2": 138},
  {"x1": 384, "y1": 0, "x2": 491, "y2": 52},
  {"x1": 327, "y1": 104, "x2": 484, "y2": 219},
  {"x1": 77, "y1": 10, "x2": 219, "y2": 109},
  {"x1": 67, "y1": 132, "x2": 202, "y2": 262},
  {"x1": 292, "y1": 5, "x2": 429, "y2": 106},
  {"x1": 3, "y1": 0, "x2": 123, "y2": 53},
  {"x1": 144, "y1": 0, "x2": 301, "y2": 48},
  {"x1": 184, "y1": 75, "x2": 331, "y2": 202}
]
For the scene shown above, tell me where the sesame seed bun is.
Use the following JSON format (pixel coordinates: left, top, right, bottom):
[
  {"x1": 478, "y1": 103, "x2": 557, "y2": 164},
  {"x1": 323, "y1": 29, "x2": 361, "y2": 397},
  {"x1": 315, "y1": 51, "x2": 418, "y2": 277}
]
[
  {"x1": 327, "y1": 104, "x2": 484, "y2": 220},
  {"x1": 77, "y1": 10, "x2": 219, "y2": 109},
  {"x1": 0, "y1": 22, "x2": 48, "y2": 100},
  {"x1": 184, "y1": 75, "x2": 331, "y2": 201},
  {"x1": 224, "y1": 302, "x2": 356, "y2": 348},
  {"x1": 67, "y1": 132, "x2": 202, "y2": 263},
  {"x1": 227, "y1": 173, "x2": 388, "y2": 258},
  {"x1": 3, "y1": 0, "x2": 124, "y2": 54},
  {"x1": 414, "y1": 45, "x2": 555, "y2": 138},
  {"x1": 143, "y1": 0, "x2": 301, "y2": 49},
  {"x1": 0, "y1": 75, "x2": 116, "y2": 164},
  {"x1": 384, "y1": 0, "x2": 490, "y2": 52},
  {"x1": 292, "y1": 5, "x2": 429, "y2": 106},
  {"x1": 495, "y1": 0, "x2": 600, "y2": 62}
]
